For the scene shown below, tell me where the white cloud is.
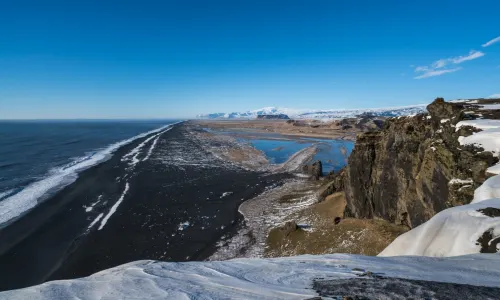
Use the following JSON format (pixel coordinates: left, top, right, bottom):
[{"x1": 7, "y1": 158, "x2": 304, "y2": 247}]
[
  {"x1": 482, "y1": 36, "x2": 500, "y2": 47},
  {"x1": 413, "y1": 50, "x2": 484, "y2": 79},
  {"x1": 414, "y1": 67, "x2": 462, "y2": 79},
  {"x1": 488, "y1": 94, "x2": 500, "y2": 98},
  {"x1": 450, "y1": 50, "x2": 485, "y2": 64}
]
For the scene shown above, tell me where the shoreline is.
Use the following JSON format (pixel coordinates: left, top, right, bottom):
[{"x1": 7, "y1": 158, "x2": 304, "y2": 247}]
[{"x1": 0, "y1": 123, "x2": 286, "y2": 291}]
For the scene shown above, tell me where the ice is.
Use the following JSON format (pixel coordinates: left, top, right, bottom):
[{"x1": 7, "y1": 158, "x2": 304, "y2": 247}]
[
  {"x1": 98, "y1": 182, "x2": 130, "y2": 231},
  {"x1": 2, "y1": 254, "x2": 500, "y2": 300}
]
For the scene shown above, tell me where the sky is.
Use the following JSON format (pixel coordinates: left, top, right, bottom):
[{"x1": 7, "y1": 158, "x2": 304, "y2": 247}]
[{"x1": 0, "y1": 0, "x2": 499, "y2": 119}]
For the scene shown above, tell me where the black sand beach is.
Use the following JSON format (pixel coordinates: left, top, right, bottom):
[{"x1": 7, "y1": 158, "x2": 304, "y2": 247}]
[{"x1": 0, "y1": 123, "x2": 285, "y2": 291}]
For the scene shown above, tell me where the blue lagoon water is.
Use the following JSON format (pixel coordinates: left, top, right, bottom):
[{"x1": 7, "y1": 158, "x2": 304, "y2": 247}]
[{"x1": 246, "y1": 137, "x2": 354, "y2": 174}]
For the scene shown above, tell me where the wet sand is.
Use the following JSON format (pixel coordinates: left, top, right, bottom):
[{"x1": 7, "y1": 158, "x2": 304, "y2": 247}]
[{"x1": 0, "y1": 123, "x2": 286, "y2": 291}]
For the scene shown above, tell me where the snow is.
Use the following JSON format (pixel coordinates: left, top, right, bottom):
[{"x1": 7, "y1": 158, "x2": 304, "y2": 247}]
[
  {"x1": 97, "y1": 182, "x2": 130, "y2": 231},
  {"x1": 3, "y1": 254, "x2": 500, "y2": 300},
  {"x1": 178, "y1": 221, "x2": 190, "y2": 231},
  {"x1": 449, "y1": 178, "x2": 473, "y2": 185},
  {"x1": 479, "y1": 104, "x2": 500, "y2": 110},
  {"x1": 84, "y1": 195, "x2": 102, "y2": 212},
  {"x1": 440, "y1": 119, "x2": 450, "y2": 123},
  {"x1": 87, "y1": 213, "x2": 104, "y2": 230},
  {"x1": 455, "y1": 119, "x2": 500, "y2": 131},
  {"x1": 430, "y1": 146, "x2": 436, "y2": 151},
  {"x1": 472, "y1": 175, "x2": 500, "y2": 204},
  {"x1": 220, "y1": 192, "x2": 233, "y2": 198},
  {"x1": 197, "y1": 105, "x2": 427, "y2": 120},
  {"x1": 379, "y1": 198, "x2": 500, "y2": 257},
  {"x1": 382, "y1": 115, "x2": 500, "y2": 257}
]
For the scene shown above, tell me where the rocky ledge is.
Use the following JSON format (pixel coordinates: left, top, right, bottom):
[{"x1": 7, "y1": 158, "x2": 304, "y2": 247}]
[{"x1": 324, "y1": 97, "x2": 500, "y2": 229}]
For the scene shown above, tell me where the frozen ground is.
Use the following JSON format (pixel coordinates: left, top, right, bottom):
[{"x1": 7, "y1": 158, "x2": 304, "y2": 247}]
[{"x1": 3, "y1": 254, "x2": 500, "y2": 299}]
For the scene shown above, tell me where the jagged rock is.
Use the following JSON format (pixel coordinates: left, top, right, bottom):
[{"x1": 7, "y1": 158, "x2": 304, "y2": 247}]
[
  {"x1": 326, "y1": 98, "x2": 500, "y2": 228},
  {"x1": 302, "y1": 160, "x2": 323, "y2": 180}
]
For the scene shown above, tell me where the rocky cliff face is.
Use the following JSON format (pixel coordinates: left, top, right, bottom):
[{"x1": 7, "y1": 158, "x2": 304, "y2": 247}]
[{"x1": 326, "y1": 98, "x2": 499, "y2": 228}]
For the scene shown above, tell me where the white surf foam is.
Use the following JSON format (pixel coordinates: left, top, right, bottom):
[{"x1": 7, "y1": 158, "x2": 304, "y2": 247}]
[
  {"x1": 98, "y1": 182, "x2": 130, "y2": 230},
  {"x1": 0, "y1": 189, "x2": 15, "y2": 201},
  {"x1": 0, "y1": 122, "x2": 182, "y2": 227}
]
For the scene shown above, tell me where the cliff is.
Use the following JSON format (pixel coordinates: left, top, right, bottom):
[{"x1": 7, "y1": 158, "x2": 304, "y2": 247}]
[{"x1": 325, "y1": 98, "x2": 500, "y2": 228}]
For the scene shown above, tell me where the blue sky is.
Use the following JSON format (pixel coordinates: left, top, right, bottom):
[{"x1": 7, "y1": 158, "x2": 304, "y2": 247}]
[{"x1": 0, "y1": 0, "x2": 499, "y2": 119}]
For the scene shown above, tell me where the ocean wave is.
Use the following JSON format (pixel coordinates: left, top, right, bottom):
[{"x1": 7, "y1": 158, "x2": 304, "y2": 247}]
[{"x1": 0, "y1": 121, "x2": 182, "y2": 227}]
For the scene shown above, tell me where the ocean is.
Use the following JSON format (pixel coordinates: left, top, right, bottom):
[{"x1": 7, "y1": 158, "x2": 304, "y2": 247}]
[{"x1": 0, "y1": 120, "x2": 179, "y2": 226}]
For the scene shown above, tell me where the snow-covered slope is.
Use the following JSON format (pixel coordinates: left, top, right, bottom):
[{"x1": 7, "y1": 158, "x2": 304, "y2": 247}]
[
  {"x1": 380, "y1": 103, "x2": 500, "y2": 257},
  {"x1": 197, "y1": 105, "x2": 427, "y2": 120},
  {"x1": 3, "y1": 254, "x2": 500, "y2": 299}
]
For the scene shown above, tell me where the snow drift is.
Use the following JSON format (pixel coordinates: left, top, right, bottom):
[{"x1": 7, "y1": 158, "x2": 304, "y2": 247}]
[{"x1": 2, "y1": 254, "x2": 500, "y2": 299}]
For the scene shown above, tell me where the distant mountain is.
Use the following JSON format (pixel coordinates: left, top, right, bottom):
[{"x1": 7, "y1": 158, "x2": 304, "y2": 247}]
[{"x1": 196, "y1": 105, "x2": 427, "y2": 120}]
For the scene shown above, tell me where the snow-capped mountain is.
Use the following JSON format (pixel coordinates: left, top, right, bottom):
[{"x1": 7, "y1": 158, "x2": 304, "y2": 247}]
[{"x1": 197, "y1": 105, "x2": 428, "y2": 120}]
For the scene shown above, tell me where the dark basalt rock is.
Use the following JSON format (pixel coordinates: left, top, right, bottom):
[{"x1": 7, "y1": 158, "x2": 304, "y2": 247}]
[
  {"x1": 477, "y1": 207, "x2": 500, "y2": 218},
  {"x1": 256, "y1": 114, "x2": 290, "y2": 119},
  {"x1": 476, "y1": 228, "x2": 500, "y2": 253},
  {"x1": 324, "y1": 97, "x2": 500, "y2": 228},
  {"x1": 302, "y1": 160, "x2": 323, "y2": 180}
]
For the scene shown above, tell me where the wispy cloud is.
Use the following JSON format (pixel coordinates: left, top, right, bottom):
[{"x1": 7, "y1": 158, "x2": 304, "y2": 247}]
[
  {"x1": 449, "y1": 50, "x2": 485, "y2": 63},
  {"x1": 482, "y1": 36, "x2": 500, "y2": 47},
  {"x1": 488, "y1": 94, "x2": 500, "y2": 98},
  {"x1": 413, "y1": 50, "x2": 484, "y2": 79},
  {"x1": 414, "y1": 67, "x2": 462, "y2": 79}
]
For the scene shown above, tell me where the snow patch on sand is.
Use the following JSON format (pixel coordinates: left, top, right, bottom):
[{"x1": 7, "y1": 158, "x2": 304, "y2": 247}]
[
  {"x1": 220, "y1": 192, "x2": 233, "y2": 198},
  {"x1": 87, "y1": 213, "x2": 104, "y2": 230},
  {"x1": 84, "y1": 195, "x2": 102, "y2": 212},
  {"x1": 98, "y1": 182, "x2": 130, "y2": 231}
]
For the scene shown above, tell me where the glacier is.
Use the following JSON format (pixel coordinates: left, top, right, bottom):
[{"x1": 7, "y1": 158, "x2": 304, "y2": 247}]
[{"x1": 197, "y1": 105, "x2": 428, "y2": 120}]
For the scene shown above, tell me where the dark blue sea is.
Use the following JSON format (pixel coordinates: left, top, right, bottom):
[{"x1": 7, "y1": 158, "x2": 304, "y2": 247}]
[{"x1": 0, "y1": 120, "x2": 178, "y2": 224}]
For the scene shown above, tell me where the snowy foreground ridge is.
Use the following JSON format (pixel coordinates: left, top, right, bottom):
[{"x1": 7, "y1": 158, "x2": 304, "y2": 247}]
[
  {"x1": 381, "y1": 106, "x2": 500, "y2": 257},
  {"x1": 2, "y1": 254, "x2": 500, "y2": 299}
]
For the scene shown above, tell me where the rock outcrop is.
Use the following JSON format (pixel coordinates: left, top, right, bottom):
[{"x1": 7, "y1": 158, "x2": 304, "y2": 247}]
[
  {"x1": 256, "y1": 114, "x2": 290, "y2": 120},
  {"x1": 302, "y1": 160, "x2": 323, "y2": 180},
  {"x1": 327, "y1": 98, "x2": 499, "y2": 228}
]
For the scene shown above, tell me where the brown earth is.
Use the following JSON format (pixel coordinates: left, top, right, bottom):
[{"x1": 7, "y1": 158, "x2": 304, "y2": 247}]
[
  {"x1": 192, "y1": 119, "x2": 361, "y2": 140},
  {"x1": 265, "y1": 192, "x2": 408, "y2": 257}
]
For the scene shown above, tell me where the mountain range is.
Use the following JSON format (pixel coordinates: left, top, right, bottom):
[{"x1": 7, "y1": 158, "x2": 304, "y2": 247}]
[{"x1": 197, "y1": 105, "x2": 428, "y2": 120}]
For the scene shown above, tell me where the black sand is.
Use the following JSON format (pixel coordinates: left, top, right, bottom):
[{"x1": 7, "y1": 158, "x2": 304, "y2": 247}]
[{"x1": 0, "y1": 124, "x2": 285, "y2": 291}]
